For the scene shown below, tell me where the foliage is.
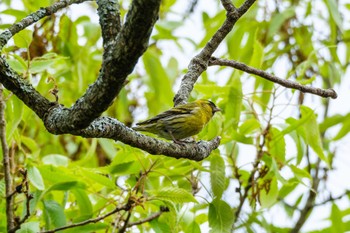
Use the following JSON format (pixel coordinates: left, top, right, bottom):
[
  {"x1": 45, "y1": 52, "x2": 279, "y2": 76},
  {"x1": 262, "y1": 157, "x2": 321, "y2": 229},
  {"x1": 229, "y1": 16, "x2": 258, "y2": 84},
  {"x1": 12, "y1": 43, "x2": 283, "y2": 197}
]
[{"x1": 0, "y1": 0, "x2": 349, "y2": 232}]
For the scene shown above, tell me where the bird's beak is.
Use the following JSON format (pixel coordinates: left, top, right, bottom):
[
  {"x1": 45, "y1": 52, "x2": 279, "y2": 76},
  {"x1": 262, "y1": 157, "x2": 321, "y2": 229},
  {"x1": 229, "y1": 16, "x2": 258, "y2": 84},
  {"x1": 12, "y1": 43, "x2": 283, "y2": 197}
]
[{"x1": 213, "y1": 106, "x2": 221, "y2": 113}]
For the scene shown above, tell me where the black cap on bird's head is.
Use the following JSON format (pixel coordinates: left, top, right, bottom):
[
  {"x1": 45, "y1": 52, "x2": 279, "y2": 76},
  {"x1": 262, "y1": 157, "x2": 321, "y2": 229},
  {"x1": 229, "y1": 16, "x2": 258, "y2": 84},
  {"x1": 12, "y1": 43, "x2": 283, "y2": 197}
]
[
  {"x1": 209, "y1": 100, "x2": 221, "y2": 112},
  {"x1": 206, "y1": 100, "x2": 221, "y2": 115}
]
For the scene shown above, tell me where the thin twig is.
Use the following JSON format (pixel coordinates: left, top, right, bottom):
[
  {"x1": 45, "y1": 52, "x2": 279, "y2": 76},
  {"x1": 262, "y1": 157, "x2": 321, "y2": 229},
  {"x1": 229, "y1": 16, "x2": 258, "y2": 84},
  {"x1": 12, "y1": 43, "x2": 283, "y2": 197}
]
[
  {"x1": 290, "y1": 77, "x2": 332, "y2": 232},
  {"x1": 0, "y1": 85, "x2": 14, "y2": 231},
  {"x1": 233, "y1": 157, "x2": 260, "y2": 223},
  {"x1": 233, "y1": 113, "x2": 271, "y2": 225},
  {"x1": 314, "y1": 190, "x2": 350, "y2": 207},
  {"x1": 208, "y1": 57, "x2": 337, "y2": 99},
  {"x1": 278, "y1": 198, "x2": 301, "y2": 212},
  {"x1": 9, "y1": 169, "x2": 34, "y2": 233},
  {"x1": 0, "y1": 0, "x2": 219, "y2": 161},
  {"x1": 290, "y1": 158, "x2": 321, "y2": 233},
  {"x1": 40, "y1": 201, "x2": 133, "y2": 233},
  {"x1": 127, "y1": 207, "x2": 169, "y2": 227},
  {"x1": 174, "y1": 0, "x2": 257, "y2": 105},
  {"x1": 118, "y1": 211, "x2": 132, "y2": 233}
]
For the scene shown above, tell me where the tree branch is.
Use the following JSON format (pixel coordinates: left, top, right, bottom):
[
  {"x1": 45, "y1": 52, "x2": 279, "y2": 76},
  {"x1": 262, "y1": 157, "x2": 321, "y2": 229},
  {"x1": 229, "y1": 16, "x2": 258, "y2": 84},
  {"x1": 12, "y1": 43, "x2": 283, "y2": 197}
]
[
  {"x1": 0, "y1": 58, "x2": 219, "y2": 160},
  {"x1": 291, "y1": 94, "x2": 332, "y2": 232},
  {"x1": 44, "y1": 0, "x2": 161, "y2": 133},
  {"x1": 233, "y1": 151, "x2": 261, "y2": 224},
  {"x1": 0, "y1": 0, "x2": 220, "y2": 160},
  {"x1": 9, "y1": 169, "x2": 33, "y2": 233},
  {"x1": 290, "y1": 159, "x2": 321, "y2": 233},
  {"x1": 97, "y1": 0, "x2": 121, "y2": 51},
  {"x1": 0, "y1": 57, "x2": 53, "y2": 119},
  {"x1": 40, "y1": 201, "x2": 133, "y2": 233},
  {"x1": 0, "y1": 85, "x2": 14, "y2": 232},
  {"x1": 174, "y1": 0, "x2": 256, "y2": 105},
  {"x1": 208, "y1": 57, "x2": 338, "y2": 99},
  {"x1": 72, "y1": 116, "x2": 221, "y2": 161},
  {"x1": 127, "y1": 206, "x2": 169, "y2": 227},
  {"x1": 314, "y1": 190, "x2": 350, "y2": 207}
]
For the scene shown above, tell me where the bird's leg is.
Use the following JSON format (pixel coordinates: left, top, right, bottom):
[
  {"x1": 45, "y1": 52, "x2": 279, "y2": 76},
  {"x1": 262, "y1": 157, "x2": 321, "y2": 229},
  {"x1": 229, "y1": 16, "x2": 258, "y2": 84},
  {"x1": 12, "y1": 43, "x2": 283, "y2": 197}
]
[{"x1": 167, "y1": 130, "x2": 185, "y2": 145}]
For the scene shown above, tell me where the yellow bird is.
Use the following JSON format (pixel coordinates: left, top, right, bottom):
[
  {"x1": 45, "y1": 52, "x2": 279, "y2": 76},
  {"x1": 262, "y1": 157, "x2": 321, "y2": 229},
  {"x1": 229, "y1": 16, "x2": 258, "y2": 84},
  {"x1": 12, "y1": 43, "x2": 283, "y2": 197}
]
[{"x1": 133, "y1": 99, "x2": 221, "y2": 143}]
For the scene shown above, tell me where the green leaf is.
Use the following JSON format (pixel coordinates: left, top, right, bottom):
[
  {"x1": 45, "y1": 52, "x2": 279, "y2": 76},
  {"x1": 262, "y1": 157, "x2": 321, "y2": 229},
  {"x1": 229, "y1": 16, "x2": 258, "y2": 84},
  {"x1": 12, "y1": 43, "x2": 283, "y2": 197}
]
[
  {"x1": 72, "y1": 189, "x2": 93, "y2": 220},
  {"x1": 267, "y1": 127, "x2": 286, "y2": 163},
  {"x1": 43, "y1": 199, "x2": 66, "y2": 228},
  {"x1": 249, "y1": 31, "x2": 264, "y2": 68},
  {"x1": 98, "y1": 138, "x2": 117, "y2": 159},
  {"x1": 295, "y1": 59, "x2": 314, "y2": 80},
  {"x1": 42, "y1": 154, "x2": 69, "y2": 166},
  {"x1": 288, "y1": 131, "x2": 305, "y2": 165},
  {"x1": 6, "y1": 95, "x2": 24, "y2": 138},
  {"x1": 259, "y1": 177, "x2": 278, "y2": 208},
  {"x1": 333, "y1": 115, "x2": 350, "y2": 141},
  {"x1": 226, "y1": 79, "x2": 243, "y2": 128},
  {"x1": 209, "y1": 199, "x2": 234, "y2": 233},
  {"x1": 0, "y1": 9, "x2": 28, "y2": 21},
  {"x1": 289, "y1": 165, "x2": 312, "y2": 180},
  {"x1": 7, "y1": 58, "x2": 27, "y2": 74},
  {"x1": 143, "y1": 47, "x2": 173, "y2": 115},
  {"x1": 82, "y1": 21, "x2": 101, "y2": 46},
  {"x1": 20, "y1": 135, "x2": 39, "y2": 153},
  {"x1": 150, "y1": 218, "x2": 172, "y2": 233},
  {"x1": 294, "y1": 26, "x2": 314, "y2": 57},
  {"x1": 300, "y1": 106, "x2": 328, "y2": 165},
  {"x1": 319, "y1": 114, "x2": 345, "y2": 134},
  {"x1": 154, "y1": 21, "x2": 182, "y2": 40},
  {"x1": 149, "y1": 187, "x2": 197, "y2": 203},
  {"x1": 109, "y1": 161, "x2": 139, "y2": 175},
  {"x1": 22, "y1": 0, "x2": 49, "y2": 11},
  {"x1": 210, "y1": 153, "x2": 226, "y2": 199},
  {"x1": 263, "y1": 155, "x2": 288, "y2": 184},
  {"x1": 28, "y1": 166, "x2": 45, "y2": 190},
  {"x1": 330, "y1": 203, "x2": 344, "y2": 233},
  {"x1": 239, "y1": 118, "x2": 260, "y2": 135},
  {"x1": 230, "y1": 130, "x2": 254, "y2": 144},
  {"x1": 267, "y1": 8, "x2": 296, "y2": 40},
  {"x1": 47, "y1": 181, "x2": 86, "y2": 191},
  {"x1": 79, "y1": 168, "x2": 115, "y2": 189},
  {"x1": 16, "y1": 221, "x2": 40, "y2": 233},
  {"x1": 0, "y1": 180, "x2": 5, "y2": 197},
  {"x1": 186, "y1": 222, "x2": 201, "y2": 233},
  {"x1": 29, "y1": 53, "x2": 62, "y2": 73},
  {"x1": 39, "y1": 165, "x2": 81, "y2": 184},
  {"x1": 326, "y1": 0, "x2": 343, "y2": 31},
  {"x1": 13, "y1": 29, "x2": 33, "y2": 48}
]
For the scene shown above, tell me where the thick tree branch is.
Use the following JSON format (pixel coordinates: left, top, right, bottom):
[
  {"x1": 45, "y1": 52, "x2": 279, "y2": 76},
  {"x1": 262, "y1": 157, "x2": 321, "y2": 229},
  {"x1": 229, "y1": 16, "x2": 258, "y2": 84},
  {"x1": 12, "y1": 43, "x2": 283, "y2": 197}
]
[
  {"x1": 0, "y1": 0, "x2": 91, "y2": 49},
  {"x1": 0, "y1": 85, "x2": 14, "y2": 232},
  {"x1": 208, "y1": 57, "x2": 338, "y2": 99},
  {"x1": 0, "y1": 0, "x2": 220, "y2": 160},
  {"x1": 73, "y1": 116, "x2": 221, "y2": 161},
  {"x1": 97, "y1": 0, "x2": 121, "y2": 51},
  {"x1": 0, "y1": 58, "x2": 53, "y2": 119},
  {"x1": 44, "y1": 0, "x2": 161, "y2": 133},
  {"x1": 0, "y1": 57, "x2": 219, "y2": 160},
  {"x1": 174, "y1": 0, "x2": 256, "y2": 105}
]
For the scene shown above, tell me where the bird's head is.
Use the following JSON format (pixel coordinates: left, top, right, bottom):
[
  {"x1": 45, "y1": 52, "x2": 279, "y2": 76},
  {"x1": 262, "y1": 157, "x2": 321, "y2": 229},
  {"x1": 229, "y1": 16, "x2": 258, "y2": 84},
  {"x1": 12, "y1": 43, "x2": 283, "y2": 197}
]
[{"x1": 196, "y1": 99, "x2": 221, "y2": 116}]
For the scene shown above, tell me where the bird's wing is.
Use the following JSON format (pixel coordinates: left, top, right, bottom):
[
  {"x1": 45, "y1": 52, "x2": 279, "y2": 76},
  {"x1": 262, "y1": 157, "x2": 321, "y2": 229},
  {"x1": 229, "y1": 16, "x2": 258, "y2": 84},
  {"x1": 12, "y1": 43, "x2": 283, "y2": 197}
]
[{"x1": 136, "y1": 103, "x2": 200, "y2": 125}]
